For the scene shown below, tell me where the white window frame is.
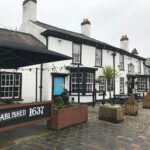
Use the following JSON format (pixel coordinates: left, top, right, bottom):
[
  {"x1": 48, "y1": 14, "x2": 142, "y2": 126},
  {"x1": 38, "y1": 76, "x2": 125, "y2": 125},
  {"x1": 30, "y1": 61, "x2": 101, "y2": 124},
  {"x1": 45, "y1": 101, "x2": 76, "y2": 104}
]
[
  {"x1": 0, "y1": 73, "x2": 21, "y2": 99},
  {"x1": 72, "y1": 43, "x2": 81, "y2": 64},
  {"x1": 71, "y1": 72, "x2": 83, "y2": 92},
  {"x1": 128, "y1": 63, "x2": 134, "y2": 73},
  {"x1": 119, "y1": 54, "x2": 124, "y2": 70},
  {"x1": 120, "y1": 77, "x2": 124, "y2": 94},
  {"x1": 137, "y1": 78, "x2": 146, "y2": 91},
  {"x1": 99, "y1": 77, "x2": 106, "y2": 92},
  {"x1": 95, "y1": 49, "x2": 102, "y2": 67},
  {"x1": 138, "y1": 61, "x2": 141, "y2": 73},
  {"x1": 86, "y1": 73, "x2": 93, "y2": 92}
]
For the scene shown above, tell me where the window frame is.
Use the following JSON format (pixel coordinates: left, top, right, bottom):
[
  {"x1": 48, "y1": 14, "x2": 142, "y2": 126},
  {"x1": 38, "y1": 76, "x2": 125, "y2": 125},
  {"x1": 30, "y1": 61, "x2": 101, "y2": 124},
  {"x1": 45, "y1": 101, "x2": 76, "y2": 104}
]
[
  {"x1": 70, "y1": 69, "x2": 95, "y2": 95},
  {"x1": 107, "y1": 79, "x2": 114, "y2": 91},
  {"x1": 137, "y1": 78, "x2": 147, "y2": 91},
  {"x1": 0, "y1": 72, "x2": 22, "y2": 101},
  {"x1": 71, "y1": 72, "x2": 83, "y2": 93},
  {"x1": 128, "y1": 63, "x2": 134, "y2": 73},
  {"x1": 98, "y1": 76, "x2": 106, "y2": 92},
  {"x1": 120, "y1": 77, "x2": 124, "y2": 94},
  {"x1": 119, "y1": 54, "x2": 124, "y2": 70},
  {"x1": 85, "y1": 73, "x2": 94, "y2": 92},
  {"x1": 138, "y1": 60, "x2": 141, "y2": 73},
  {"x1": 72, "y1": 43, "x2": 82, "y2": 64},
  {"x1": 95, "y1": 49, "x2": 102, "y2": 67}
]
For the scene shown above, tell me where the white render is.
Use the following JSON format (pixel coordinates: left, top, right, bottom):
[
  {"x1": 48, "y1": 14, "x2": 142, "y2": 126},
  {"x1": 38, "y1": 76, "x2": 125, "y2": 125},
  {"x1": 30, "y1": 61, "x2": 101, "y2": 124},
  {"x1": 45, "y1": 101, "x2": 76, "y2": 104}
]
[
  {"x1": 81, "y1": 24, "x2": 91, "y2": 37},
  {"x1": 22, "y1": 1, "x2": 37, "y2": 24},
  {"x1": 8, "y1": 0, "x2": 148, "y2": 103},
  {"x1": 120, "y1": 39, "x2": 129, "y2": 51}
]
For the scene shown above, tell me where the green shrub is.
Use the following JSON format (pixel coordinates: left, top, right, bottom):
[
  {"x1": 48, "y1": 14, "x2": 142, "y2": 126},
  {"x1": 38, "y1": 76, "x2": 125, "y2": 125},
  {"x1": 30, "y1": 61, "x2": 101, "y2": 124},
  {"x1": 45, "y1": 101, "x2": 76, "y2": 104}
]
[{"x1": 54, "y1": 96, "x2": 64, "y2": 109}]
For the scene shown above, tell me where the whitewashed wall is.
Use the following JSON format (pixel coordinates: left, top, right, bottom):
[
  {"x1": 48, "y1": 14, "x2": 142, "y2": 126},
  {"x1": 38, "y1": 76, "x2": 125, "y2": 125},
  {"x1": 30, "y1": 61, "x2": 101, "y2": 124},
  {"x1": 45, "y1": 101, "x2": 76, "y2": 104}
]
[{"x1": 18, "y1": 19, "x2": 146, "y2": 103}]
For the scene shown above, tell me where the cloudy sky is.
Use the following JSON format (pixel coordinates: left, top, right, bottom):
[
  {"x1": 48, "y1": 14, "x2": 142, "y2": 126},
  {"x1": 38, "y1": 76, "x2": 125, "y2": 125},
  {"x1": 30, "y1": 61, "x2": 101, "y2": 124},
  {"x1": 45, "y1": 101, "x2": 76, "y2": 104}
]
[{"x1": 0, "y1": 0, "x2": 149, "y2": 57}]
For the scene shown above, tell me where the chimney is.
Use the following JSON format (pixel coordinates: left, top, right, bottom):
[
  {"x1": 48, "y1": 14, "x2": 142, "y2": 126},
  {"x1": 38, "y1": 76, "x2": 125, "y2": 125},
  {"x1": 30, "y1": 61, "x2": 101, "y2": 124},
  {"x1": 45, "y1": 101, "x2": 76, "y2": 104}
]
[
  {"x1": 22, "y1": 0, "x2": 37, "y2": 23},
  {"x1": 131, "y1": 48, "x2": 138, "y2": 55},
  {"x1": 81, "y1": 19, "x2": 91, "y2": 37},
  {"x1": 120, "y1": 35, "x2": 129, "y2": 51}
]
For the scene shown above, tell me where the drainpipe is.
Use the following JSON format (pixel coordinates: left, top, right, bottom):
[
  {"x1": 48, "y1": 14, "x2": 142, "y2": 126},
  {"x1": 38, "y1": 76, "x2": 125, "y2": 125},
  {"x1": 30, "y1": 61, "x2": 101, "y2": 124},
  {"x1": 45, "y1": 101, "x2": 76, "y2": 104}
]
[
  {"x1": 35, "y1": 68, "x2": 38, "y2": 102},
  {"x1": 39, "y1": 36, "x2": 49, "y2": 101},
  {"x1": 77, "y1": 64, "x2": 80, "y2": 103},
  {"x1": 112, "y1": 52, "x2": 116, "y2": 103},
  {"x1": 39, "y1": 64, "x2": 43, "y2": 101}
]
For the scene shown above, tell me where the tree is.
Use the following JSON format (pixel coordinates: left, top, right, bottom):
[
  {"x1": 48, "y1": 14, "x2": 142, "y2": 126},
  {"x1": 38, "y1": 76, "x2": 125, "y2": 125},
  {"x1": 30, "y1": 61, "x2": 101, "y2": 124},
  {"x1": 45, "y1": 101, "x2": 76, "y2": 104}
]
[{"x1": 98, "y1": 66, "x2": 119, "y2": 104}]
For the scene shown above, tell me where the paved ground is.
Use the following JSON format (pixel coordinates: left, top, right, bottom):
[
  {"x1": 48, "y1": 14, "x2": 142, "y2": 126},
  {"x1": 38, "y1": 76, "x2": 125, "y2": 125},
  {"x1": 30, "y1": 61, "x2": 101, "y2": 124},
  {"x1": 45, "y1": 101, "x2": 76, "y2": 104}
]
[{"x1": 1, "y1": 103, "x2": 150, "y2": 150}]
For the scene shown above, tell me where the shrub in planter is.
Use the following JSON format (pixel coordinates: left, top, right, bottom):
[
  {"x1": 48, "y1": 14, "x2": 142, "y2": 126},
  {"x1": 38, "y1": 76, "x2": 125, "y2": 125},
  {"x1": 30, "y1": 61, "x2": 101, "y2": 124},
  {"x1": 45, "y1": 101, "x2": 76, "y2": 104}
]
[
  {"x1": 143, "y1": 91, "x2": 150, "y2": 108},
  {"x1": 99, "y1": 104, "x2": 124, "y2": 123},
  {"x1": 48, "y1": 95, "x2": 88, "y2": 130},
  {"x1": 124, "y1": 93, "x2": 138, "y2": 116},
  {"x1": 54, "y1": 96, "x2": 64, "y2": 109}
]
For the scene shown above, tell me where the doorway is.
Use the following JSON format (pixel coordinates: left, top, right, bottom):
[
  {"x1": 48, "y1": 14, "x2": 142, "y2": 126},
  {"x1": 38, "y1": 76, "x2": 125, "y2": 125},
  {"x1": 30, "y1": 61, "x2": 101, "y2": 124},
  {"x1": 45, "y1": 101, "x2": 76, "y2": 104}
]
[{"x1": 52, "y1": 75, "x2": 65, "y2": 99}]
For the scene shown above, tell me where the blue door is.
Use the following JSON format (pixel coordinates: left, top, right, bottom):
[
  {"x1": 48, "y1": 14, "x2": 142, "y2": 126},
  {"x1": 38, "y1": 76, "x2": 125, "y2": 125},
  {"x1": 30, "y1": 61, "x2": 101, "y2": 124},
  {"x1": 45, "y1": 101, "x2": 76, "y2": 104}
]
[{"x1": 53, "y1": 77, "x2": 65, "y2": 96}]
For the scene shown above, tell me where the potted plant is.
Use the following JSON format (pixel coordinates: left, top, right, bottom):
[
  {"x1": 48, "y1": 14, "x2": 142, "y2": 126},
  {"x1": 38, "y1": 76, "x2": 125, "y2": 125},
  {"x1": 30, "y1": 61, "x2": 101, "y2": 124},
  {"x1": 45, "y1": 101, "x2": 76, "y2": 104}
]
[
  {"x1": 124, "y1": 93, "x2": 138, "y2": 116},
  {"x1": 143, "y1": 91, "x2": 150, "y2": 108},
  {"x1": 47, "y1": 96, "x2": 88, "y2": 130},
  {"x1": 101, "y1": 66, "x2": 119, "y2": 104},
  {"x1": 98, "y1": 66, "x2": 124, "y2": 123},
  {"x1": 126, "y1": 80, "x2": 132, "y2": 86},
  {"x1": 54, "y1": 96, "x2": 64, "y2": 109}
]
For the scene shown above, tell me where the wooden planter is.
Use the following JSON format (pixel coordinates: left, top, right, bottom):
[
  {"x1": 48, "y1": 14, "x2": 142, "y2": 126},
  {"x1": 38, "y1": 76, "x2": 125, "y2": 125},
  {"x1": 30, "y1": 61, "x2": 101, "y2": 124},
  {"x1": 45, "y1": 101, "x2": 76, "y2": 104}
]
[
  {"x1": 124, "y1": 104, "x2": 138, "y2": 116},
  {"x1": 99, "y1": 105, "x2": 124, "y2": 123},
  {"x1": 47, "y1": 105, "x2": 88, "y2": 130},
  {"x1": 143, "y1": 101, "x2": 150, "y2": 108},
  {"x1": 143, "y1": 91, "x2": 150, "y2": 108}
]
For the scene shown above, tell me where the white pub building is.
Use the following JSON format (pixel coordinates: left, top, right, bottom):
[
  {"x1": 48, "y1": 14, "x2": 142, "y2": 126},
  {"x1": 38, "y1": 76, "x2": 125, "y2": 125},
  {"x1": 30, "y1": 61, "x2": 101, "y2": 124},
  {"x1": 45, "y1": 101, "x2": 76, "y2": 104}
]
[{"x1": 0, "y1": 0, "x2": 150, "y2": 104}]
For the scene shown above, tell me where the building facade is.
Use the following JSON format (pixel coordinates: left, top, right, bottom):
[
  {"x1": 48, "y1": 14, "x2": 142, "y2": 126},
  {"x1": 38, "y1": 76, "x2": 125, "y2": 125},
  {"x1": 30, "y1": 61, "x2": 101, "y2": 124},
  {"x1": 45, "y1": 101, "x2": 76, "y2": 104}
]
[{"x1": 1, "y1": 0, "x2": 150, "y2": 103}]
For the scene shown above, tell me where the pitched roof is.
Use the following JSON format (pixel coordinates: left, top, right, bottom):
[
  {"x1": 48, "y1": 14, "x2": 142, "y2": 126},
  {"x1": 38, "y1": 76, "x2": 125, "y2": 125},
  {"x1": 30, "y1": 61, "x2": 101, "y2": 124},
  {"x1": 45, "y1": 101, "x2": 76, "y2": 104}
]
[
  {"x1": 0, "y1": 28, "x2": 45, "y2": 49},
  {"x1": 32, "y1": 21, "x2": 111, "y2": 47},
  {"x1": 32, "y1": 21, "x2": 146, "y2": 61}
]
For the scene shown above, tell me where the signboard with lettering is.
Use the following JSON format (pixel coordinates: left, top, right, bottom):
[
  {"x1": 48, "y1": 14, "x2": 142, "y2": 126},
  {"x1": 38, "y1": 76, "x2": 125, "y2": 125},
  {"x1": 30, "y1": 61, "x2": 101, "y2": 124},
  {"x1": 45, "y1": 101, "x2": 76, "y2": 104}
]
[
  {"x1": 0, "y1": 101, "x2": 52, "y2": 131},
  {"x1": 53, "y1": 77, "x2": 65, "y2": 96}
]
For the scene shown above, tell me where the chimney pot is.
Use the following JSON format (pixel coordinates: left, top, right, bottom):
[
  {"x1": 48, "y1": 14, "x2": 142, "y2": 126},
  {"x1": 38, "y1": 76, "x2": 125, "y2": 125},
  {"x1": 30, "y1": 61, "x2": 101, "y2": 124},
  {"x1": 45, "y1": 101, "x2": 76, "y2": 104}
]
[
  {"x1": 131, "y1": 48, "x2": 138, "y2": 55},
  {"x1": 23, "y1": 0, "x2": 37, "y2": 6}
]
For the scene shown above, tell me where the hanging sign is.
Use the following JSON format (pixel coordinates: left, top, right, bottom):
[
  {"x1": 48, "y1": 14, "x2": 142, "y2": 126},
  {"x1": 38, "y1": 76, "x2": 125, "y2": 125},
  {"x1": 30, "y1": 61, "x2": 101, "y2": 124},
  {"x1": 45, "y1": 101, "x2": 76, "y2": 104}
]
[{"x1": 0, "y1": 101, "x2": 52, "y2": 131}]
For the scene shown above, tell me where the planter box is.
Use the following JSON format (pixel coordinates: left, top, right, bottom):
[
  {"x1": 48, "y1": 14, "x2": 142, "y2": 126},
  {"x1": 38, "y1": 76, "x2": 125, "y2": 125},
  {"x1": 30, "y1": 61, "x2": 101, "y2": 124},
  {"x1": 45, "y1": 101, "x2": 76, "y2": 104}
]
[
  {"x1": 47, "y1": 105, "x2": 88, "y2": 130},
  {"x1": 99, "y1": 105, "x2": 124, "y2": 123},
  {"x1": 124, "y1": 104, "x2": 138, "y2": 116},
  {"x1": 143, "y1": 101, "x2": 150, "y2": 109}
]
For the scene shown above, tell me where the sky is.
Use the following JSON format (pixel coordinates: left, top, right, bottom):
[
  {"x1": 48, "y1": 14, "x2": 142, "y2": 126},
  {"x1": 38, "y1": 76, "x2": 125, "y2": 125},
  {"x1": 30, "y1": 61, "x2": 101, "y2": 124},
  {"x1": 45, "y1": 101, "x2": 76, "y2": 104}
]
[{"x1": 0, "y1": 0, "x2": 149, "y2": 58}]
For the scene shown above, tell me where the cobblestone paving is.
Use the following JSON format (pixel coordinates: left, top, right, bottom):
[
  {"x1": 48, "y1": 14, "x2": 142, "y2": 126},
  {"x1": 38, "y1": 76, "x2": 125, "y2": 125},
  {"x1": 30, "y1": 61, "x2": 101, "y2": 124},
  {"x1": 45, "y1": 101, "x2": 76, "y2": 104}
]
[{"x1": 1, "y1": 103, "x2": 150, "y2": 150}]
